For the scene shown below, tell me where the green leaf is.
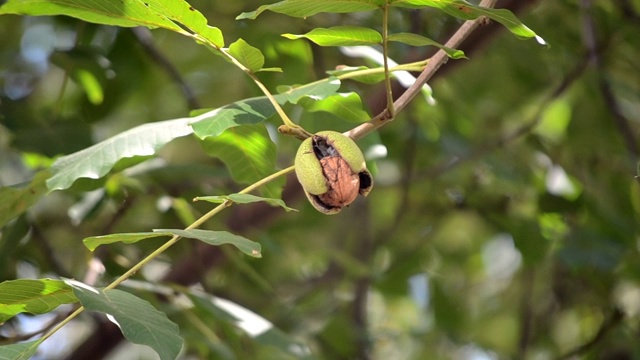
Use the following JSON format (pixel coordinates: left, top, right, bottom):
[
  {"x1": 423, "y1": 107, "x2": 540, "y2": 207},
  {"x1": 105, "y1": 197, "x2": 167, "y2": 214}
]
[
  {"x1": 228, "y1": 38, "x2": 265, "y2": 72},
  {"x1": 0, "y1": 279, "x2": 78, "y2": 323},
  {"x1": 83, "y1": 232, "x2": 174, "y2": 251},
  {"x1": 190, "y1": 98, "x2": 276, "y2": 140},
  {"x1": 274, "y1": 77, "x2": 342, "y2": 104},
  {"x1": 0, "y1": 0, "x2": 224, "y2": 48},
  {"x1": 154, "y1": 229, "x2": 262, "y2": 257},
  {"x1": 191, "y1": 77, "x2": 340, "y2": 140},
  {"x1": 46, "y1": 118, "x2": 194, "y2": 192},
  {"x1": 237, "y1": 0, "x2": 383, "y2": 20},
  {"x1": 0, "y1": 340, "x2": 40, "y2": 360},
  {"x1": 200, "y1": 125, "x2": 283, "y2": 199},
  {"x1": 0, "y1": 170, "x2": 50, "y2": 229},
  {"x1": 66, "y1": 280, "x2": 183, "y2": 360},
  {"x1": 195, "y1": 193, "x2": 298, "y2": 212},
  {"x1": 85, "y1": 228, "x2": 262, "y2": 257},
  {"x1": 388, "y1": 32, "x2": 466, "y2": 59},
  {"x1": 47, "y1": 78, "x2": 341, "y2": 192},
  {"x1": 391, "y1": 0, "x2": 544, "y2": 42},
  {"x1": 283, "y1": 26, "x2": 382, "y2": 46},
  {"x1": 298, "y1": 92, "x2": 371, "y2": 122}
]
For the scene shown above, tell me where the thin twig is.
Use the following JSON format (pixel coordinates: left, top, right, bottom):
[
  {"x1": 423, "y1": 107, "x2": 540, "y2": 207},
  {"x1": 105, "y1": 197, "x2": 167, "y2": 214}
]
[{"x1": 347, "y1": 0, "x2": 499, "y2": 141}]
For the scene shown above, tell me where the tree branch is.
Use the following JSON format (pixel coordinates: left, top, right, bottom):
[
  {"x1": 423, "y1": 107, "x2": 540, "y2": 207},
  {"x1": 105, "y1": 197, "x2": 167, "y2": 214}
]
[{"x1": 347, "y1": 0, "x2": 499, "y2": 141}]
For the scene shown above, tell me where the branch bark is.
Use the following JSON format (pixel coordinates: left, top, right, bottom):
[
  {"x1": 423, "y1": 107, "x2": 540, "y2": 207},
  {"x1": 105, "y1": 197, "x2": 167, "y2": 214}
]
[{"x1": 347, "y1": 0, "x2": 499, "y2": 141}]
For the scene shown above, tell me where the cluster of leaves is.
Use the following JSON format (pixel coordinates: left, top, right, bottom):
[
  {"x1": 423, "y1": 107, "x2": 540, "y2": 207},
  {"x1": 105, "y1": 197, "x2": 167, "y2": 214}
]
[{"x1": 9, "y1": 0, "x2": 632, "y2": 359}]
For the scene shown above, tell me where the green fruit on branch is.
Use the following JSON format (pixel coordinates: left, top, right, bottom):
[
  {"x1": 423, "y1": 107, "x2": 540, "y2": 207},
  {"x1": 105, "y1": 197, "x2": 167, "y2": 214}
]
[{"x1": 294, "y1": 131, "x2": 373, "y2": 214}]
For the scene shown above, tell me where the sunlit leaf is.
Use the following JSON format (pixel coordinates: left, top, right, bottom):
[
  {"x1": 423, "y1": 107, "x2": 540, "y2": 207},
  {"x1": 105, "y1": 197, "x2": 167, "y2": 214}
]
[
  {"x1": 283, "y1": 26, "x2": 382, "y2": 46},
  {"x1": 66, "y1": 280, "x2": 183, "y2": 360},
  {"x1": 46, "y1": 118, "x2": 194, "y2": 192},
  {"x1": 0, "y1": 171, "x2": 50, "y2": 229},
  {"x1": 391, "y1": 0, "x2": 544, "y2": 42},
  {"x1": 0, "y1": 0, "x2": 224, "y2": 47},
  {"x1": 228, "y1": 38, "x2": 264, "y2": 72},
  {"x1": 0, "y1": 279, "x2": 78, "y2": 323},
  {"x1": 200, "y1": 125, "x2": 283, "y2": 199},
  {"x1": 237, "y1": 0, "x2": 383, "y2": 20},
  {"x1": 0, "y1": 340, "x2": 40, "y2": 360},
  {"x1": 192, "y1": 77, "x2": 340, "y2": 140},
  {"x1": 46, "y1": 77, "x2": 341, "y2": 192},
  {"x1": 154, "y1": 229, "x2": 262, "y2": 257},
  {"x1": 274, "y1": 77, "x2": 341, "y2": 104},
  {"x1": 388, "y1": 32, "x2": 466, "y2": 58},
  {"x1": 298, "y1": 92, "x2": 371, "y2": 122},
  {"x1": 195, "y1": 193, "x2": 297, "y2": 212}
]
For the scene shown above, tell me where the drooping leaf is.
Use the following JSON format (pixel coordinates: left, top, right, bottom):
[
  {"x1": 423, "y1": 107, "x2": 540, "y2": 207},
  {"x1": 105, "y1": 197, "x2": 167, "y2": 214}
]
[
  {"x1": 283, "y1": 26, "x2": 382, "y2": 46},
  {"x1": 228, "y1": 38, "x2": 265, "y2": 72},
  {"x1": 200, "y1": 125, "x2": 283, "y2": 199},
  {"x1": 0, "y1": 0, "x2": 224, "y2": 47},
  {"x1": 0, "y1": 340, "x2": 40, "y2": 360},
  {"x1": 190, "y1": 97, "x2": 278, "y2": 140},
  {"x1": 195, "y1": 193, "x2": 298, "y2": 212},
  {"x1": 46, "y1": 78, "x2": 341, "y2": 192},
  {"x1": 46, "y1": 118, "x2": 194, "y2": 192},
  {"x1": 0, "y1": 279, "x2": 78, "y2": 323},
  {"x1": 388, "y1": 32, "x2": 466, "y2": 59},
  {"x1": 298, "y1": 92, "x2": 371, "y2": 122},
  {"x1": 237, "y1": 0, "x2": 383, "y2": 20},
  {"x1": 154, "y1": 229, "x2": 262, "y2": 257},
  {"x1": 84, "y1": 229, "x2": 262, "y2": 257},
  {"x1": 66, "y1": 280, "x2": 183, "y2": 360},
  {"x1": 390, "y1": 0, "x2": 544, "y2": 42},
  {"x1": 83, "y1": 231, "x2": 175, "y2": 251},
  {"x1": 0, "y1": 170, "x2": 50, "y2": 229}
]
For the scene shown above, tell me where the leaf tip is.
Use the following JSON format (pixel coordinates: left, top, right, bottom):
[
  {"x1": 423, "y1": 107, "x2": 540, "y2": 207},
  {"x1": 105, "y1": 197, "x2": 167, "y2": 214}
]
[{"x1": 535, "y1": 35, "x2": 549, "y2": 48}]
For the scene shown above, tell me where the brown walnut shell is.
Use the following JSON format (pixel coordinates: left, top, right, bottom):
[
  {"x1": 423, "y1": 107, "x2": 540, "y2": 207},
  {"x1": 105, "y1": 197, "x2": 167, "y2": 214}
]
[{"x1": 316, "y1": 156, "x2": 360, "y2": 208}]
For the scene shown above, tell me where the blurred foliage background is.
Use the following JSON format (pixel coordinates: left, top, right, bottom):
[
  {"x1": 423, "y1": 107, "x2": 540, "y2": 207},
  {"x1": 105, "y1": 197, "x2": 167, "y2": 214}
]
[{"x1": 1, "y1": 0, "x2": 640, "y2": 359}]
